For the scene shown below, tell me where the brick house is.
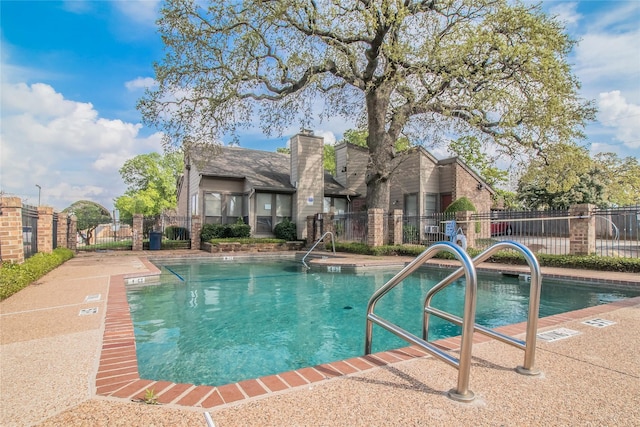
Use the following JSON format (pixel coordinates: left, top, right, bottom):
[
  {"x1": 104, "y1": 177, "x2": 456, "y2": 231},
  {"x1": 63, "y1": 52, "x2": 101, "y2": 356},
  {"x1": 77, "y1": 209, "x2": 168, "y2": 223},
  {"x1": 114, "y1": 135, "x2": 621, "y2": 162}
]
[{"x1": 177, "y1": 132, "x2": 494, "y2": 239}]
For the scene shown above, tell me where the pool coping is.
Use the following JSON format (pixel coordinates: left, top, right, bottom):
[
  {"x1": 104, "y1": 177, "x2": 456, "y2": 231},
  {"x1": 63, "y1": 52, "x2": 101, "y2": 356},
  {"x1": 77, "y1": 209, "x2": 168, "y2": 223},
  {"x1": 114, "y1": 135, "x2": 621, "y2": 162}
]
[{"x1": 94, "y1": 255, "x2": 640, "y2": 410}]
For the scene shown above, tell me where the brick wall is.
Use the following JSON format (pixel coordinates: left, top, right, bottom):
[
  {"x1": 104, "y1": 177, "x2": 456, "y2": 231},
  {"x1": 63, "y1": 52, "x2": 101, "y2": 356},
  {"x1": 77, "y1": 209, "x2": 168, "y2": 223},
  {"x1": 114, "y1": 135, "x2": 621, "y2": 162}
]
[
  {"x1": 0, "y1": 197, "x2": 25, "y2": 264},
  {"x1": 37, "y1": 206, "x2": 54, "y2": 254},
  {"x1": 569, "y1": 204, "x2": 596, "y2": 255}
]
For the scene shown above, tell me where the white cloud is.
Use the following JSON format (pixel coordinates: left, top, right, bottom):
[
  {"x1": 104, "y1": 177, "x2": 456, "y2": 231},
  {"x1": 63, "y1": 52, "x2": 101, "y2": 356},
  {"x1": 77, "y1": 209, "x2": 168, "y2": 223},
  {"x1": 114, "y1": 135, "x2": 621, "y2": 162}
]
[
  {"x1": 0, "y1": 82, "x2": 164, "y2": 211},
  {"x1": 112, "y1": 0, "x2": 161, "y2": 25},
  {"x1": 549, "y1": 2, "x2": 581, "y2": 28},
  {"x1": 125, "y1": 77, "x2": 156, "y2": 92},
  {"x1": 598, "y1": 91, "x2": 640, "y2": 149}
]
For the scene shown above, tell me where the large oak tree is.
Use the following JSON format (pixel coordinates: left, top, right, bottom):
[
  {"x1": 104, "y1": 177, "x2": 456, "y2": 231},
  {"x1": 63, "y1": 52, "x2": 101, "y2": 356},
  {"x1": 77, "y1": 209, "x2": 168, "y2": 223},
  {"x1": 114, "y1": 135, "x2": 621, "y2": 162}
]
[{"x1": 139, "y1": 0, "x2": 595, "y2": 209}]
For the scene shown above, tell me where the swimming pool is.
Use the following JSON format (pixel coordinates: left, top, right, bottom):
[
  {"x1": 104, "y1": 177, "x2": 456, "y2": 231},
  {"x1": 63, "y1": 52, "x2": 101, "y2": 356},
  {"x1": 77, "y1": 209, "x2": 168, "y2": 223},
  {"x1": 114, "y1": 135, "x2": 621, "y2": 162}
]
[{"x1": 128, "y1": 257, "x2": 639, "y2": 387}]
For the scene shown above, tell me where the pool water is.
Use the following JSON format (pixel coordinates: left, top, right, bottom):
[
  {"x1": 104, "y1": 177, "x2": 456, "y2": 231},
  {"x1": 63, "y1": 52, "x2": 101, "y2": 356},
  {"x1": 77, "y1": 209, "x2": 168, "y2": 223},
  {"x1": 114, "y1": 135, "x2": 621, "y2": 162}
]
[{"x1": 127, "y1": 258, "x2": 639, "y2": 387}]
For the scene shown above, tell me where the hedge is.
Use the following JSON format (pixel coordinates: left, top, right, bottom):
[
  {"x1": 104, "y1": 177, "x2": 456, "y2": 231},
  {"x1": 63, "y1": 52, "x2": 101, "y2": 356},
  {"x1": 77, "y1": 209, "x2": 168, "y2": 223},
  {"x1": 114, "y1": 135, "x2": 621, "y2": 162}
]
[{"x1": 0, "y1": 248, "x2": 75, "y2": 300}]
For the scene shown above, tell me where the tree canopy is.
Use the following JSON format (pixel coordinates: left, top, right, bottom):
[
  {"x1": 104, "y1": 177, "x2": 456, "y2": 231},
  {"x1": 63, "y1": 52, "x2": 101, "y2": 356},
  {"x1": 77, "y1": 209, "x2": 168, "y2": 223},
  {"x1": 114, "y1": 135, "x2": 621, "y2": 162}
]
[
  {"x1": 63, "y1": 200, "x2": 112, "y2": 245},
  {"x1": 114, "y1": 152, "x2": 183, "y2": 221},
  {"x1": 140, "y1": 0, "x2": 595, "y2": 210}
]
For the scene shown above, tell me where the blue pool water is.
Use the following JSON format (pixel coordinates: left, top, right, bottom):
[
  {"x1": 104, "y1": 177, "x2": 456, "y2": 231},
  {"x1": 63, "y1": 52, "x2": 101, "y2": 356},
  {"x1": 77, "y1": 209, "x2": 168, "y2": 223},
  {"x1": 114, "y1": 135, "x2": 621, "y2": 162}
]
[{"x1": 127, "y1": 258, "x2": 639, "y2": 387}]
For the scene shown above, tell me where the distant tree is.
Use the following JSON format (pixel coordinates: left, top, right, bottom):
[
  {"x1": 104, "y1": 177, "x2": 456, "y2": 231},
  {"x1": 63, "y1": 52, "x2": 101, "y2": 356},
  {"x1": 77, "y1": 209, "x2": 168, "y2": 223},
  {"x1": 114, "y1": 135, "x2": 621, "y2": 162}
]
[
  {"x1": 448, "y1": 136, "x2": 508, "y2": 188},
  {"x1": 517, "y1": 144, "x2": 606, "y2": 209},
  {"x1": 139, "y1": 0, "x2": 595, "y2": 211},
  {"x1": 114, "y1": 152, "x2": 183, "y2": 221},
  {"x1": 277, "y1": 145, "x2": 336, "y2": 175},
  {"x1": 63, "y1": 200, "x2": 111, "y2": 245},
  {"x1": 594, "y1": 153, "x2": 640, "y2": 206}
]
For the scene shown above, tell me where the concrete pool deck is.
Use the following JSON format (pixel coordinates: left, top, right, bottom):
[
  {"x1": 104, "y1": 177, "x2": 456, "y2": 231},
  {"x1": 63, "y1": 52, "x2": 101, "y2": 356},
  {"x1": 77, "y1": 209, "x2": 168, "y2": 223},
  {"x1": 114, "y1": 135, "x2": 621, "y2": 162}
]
[{"x1": 0, "y1": 250, "x2": 638, "y2": 426}]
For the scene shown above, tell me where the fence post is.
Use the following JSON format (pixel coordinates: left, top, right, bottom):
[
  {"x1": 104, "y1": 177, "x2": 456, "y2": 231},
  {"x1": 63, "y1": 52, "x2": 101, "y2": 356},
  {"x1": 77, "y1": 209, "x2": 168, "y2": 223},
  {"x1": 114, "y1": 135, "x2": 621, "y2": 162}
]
[
  {"x1": 67, "y1": 215, "x2": 78, "y2": 251},
  {"x1": 57, "y1": 213, "x2": 68, "y2": 249},
  {"x1": 455, "y1": 211, "x2": 477, "y2": 250},
  {"x1": 190, "y1": 215, "x2": 201, "y2": 250},
  {"x1": 390, "y1": 209, "x2": 403, "y2": 245},
  {"x1": 0, "y1": 197, "x2": 25, "y2": 264},
  {"x1": 37, "y1": 206, "x2": 54, "y2": 254},
  {"x1": 133, "y1": 214, "x2": 143, "y2": 251},
  {"x1": 569, "y1": 204, "x2": 595, "y2": 255},
  {"x1": 367, "y1": 208, "x2": 384, "y2": 247},
  {"x1": 306, "y1": 215, "x2": 315, "y2": 245}
]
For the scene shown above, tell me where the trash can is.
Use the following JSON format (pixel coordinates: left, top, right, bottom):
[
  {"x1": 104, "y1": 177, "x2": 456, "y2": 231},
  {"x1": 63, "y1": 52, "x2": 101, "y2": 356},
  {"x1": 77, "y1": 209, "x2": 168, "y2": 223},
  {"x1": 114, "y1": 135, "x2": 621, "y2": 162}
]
[{"x1": 149, "y1": 231, "x2": 162, "y2": 250}]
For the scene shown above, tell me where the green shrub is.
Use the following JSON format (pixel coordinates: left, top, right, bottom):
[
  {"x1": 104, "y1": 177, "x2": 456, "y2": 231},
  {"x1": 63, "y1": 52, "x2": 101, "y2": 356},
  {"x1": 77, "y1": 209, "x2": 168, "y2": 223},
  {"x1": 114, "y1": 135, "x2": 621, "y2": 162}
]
[
  {"x1": 0, "y1": 248, "x2": 74, "y2": 300},
  {"x1": 444, "y1": 197, "x2": 476, "y2": 213},
  {"x1": 333, "y1": 242, "x2": 640, "y2": 273},
  {"x1": 274, "y1": 218, "x2": 297, "y2": 241},
  {"x1": 209, "y1": 237, "x2": 285, "y2": 244},
  {"x1": 201, "y1": 219, "x2": 250, "y2": 241},
  {"x1": 164, "y1": 226, "x2": 190, "y2": 240}
]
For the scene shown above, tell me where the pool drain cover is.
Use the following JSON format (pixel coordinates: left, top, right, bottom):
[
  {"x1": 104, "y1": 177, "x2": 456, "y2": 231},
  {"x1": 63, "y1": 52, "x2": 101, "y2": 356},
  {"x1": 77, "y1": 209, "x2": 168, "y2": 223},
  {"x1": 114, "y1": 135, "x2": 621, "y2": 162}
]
[
  {"x1": 537, "y1": 328, "x2": 580, "y2": 342},
  {"x1": 582, "y1": 318, "x2": 616, "y2": 328},
  {"x1": 79, "y1": 307, "x2": 99, "y2": 316}
]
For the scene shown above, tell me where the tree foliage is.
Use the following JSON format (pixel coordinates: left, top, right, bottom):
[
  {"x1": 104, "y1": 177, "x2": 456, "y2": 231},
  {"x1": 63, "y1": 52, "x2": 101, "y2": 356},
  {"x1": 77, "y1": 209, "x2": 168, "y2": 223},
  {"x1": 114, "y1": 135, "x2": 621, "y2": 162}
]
[
  {"x1": 447, "y1": 136, "x2": 508, "y2": 188},
  {"x1": 140, "y1": 0, "x2": 595, "y2": 210},
  {"x1": 63, "y1": 200, "x2": 112, "y2": 245},
  {"x1": 277, "y1": 144, "x2": 336, "y2": 174},
  {"x1": 114, "y1": 152, "x2": 183, "y2": 221},
  {"x1": 517, "y1": 143, "x2": 606, "y2": 209},
  {"x1": 593, "y1": 153, "x2": 640, "y2": 206}
]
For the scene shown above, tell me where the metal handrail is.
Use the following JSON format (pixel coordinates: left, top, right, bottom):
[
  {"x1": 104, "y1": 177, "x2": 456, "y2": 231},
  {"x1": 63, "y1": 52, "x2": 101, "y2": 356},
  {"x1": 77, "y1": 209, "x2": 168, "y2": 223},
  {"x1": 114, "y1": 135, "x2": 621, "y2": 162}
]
[
  {"x1": 365, "y1": 242, "x2": 478, "y2": 402},
  {"x1": 301, "y1": 231, "x2": 336, "y2": 269},
  {"x1": 423, "y1": 241, "x2": 542, "y2": 375}
]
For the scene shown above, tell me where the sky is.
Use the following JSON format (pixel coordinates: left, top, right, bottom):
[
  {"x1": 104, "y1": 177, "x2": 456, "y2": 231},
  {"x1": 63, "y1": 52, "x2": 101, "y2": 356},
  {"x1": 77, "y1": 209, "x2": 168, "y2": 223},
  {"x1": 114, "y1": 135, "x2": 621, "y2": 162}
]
[{"x1": 1, "y1": 0, "x2": 639, "y2": 213}]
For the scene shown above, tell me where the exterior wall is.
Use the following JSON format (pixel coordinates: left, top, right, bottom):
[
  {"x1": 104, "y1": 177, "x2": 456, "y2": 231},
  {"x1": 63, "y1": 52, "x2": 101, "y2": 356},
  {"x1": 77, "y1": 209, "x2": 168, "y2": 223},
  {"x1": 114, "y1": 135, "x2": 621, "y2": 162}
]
[
  {"x1": 439, "y1": 163, "x2": 456, "y2": 196},
  {"x1": 56, "y1": 213, "x2": 68, "y2": 249},
  {"x1": 0, "y1": 197, "x2": 25, "y2": 264},
  {"x1": 389, "y1": 153, "x2": 421, "y2": 211},
  {"x1": 177, "y1": 173, "x2": 188, "y2": 217},
  {"x1": 290, "y1": 133, "x2": 325, "y2": 239},
  {"x1": 336, "y1": 142, "x2": 368, "y2": 201},
  {"x1": 454, "y1": 164, "x2": 492, "y2": 214}
]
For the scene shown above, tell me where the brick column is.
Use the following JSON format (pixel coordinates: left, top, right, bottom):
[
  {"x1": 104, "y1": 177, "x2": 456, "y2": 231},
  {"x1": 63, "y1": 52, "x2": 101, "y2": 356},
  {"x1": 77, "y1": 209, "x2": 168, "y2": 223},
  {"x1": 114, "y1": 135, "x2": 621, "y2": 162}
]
[
  {"x1": 37, "y1": 206, "x2": 54, "y2": 254},
  {"x1": 0, "y1": 197, "x2": 25, "y2": 264},
  {"x1": 190, "y1": 215, "x2": 201, "y2": 250},
  {"x1": 569, "y1": 204, "x2": 595, "y2": 255},
  {"x1": 133, "y1": 214, "x2": 143, "y2": 251},
  {"x1": 57, "y1": 213, "x2": 68, "y2": 249},
  {"x1": 389, "y1": 209, "x2": 403, "y2": 246},
  {"x1": 306, "y1": 215, "x2": 315, "y2": 246},
  {"x1": 67, "y1": 215, "x2": 78, "y2": 251},
  {"x1": 455, "y1": 211, "x2": 476, "y2": 250},
  {"x1": 367, "y1": 208, "x2": 384, "y2": 247}
]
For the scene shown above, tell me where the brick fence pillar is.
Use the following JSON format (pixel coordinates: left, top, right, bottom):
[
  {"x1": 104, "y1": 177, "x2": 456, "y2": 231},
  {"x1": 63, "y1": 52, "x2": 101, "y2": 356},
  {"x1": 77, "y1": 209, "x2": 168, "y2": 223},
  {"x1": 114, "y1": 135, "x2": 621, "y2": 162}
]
[
  {"x1": 57, "y1": 213, "x2": 68, "y2": 249},
  {"x1": 190, "y1": 215, "x2": 201, "y2": 250},
  {"x1": 367, "y1": 208, "x2": 385, "y2": 247},
  {"x1": 569, "y1": 204, "x2": 595, "y2": 255},
  {"x1": 67, "y1": 215, "x2": 78, "y2": 251},
  {"x1": 388, "y1": 209, "x2": 403, "y2": 246},
  {"x1": 37, "y1": 206, "x2": 54, "y2": 254},
  {"x1": 133, "y1": 214, "x2": 143, "y2": 251},
  {"x1": 306, "y1": 215, "x2": 315, "y2": 246},
  {"x1": 455, "y1": 211, "x2": 476, "y2": 250},
  {"x1": 0, "y1": 196, "x2": 25, "y2": 264}
]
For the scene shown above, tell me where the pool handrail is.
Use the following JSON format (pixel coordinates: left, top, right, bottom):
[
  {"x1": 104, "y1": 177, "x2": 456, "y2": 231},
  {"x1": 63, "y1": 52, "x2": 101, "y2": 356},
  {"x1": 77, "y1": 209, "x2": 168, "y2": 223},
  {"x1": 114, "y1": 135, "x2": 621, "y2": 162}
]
[
  {"x1": 423, "y1": 241, "x2": 542, "y2": 375},
  {"x1": 301, "y1": 231, "x2": 336, "y2": 269},
  {"x1": 365, "y1": 241, "x2": 478, "y2": 402}
]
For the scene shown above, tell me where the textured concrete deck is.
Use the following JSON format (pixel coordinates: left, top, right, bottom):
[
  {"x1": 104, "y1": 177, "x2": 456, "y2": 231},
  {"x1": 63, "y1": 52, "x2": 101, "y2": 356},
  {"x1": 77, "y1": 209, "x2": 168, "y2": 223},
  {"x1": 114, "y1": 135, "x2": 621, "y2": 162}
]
[{"x1": 1, "y1": 251, "x2": 638, "y2": 426}]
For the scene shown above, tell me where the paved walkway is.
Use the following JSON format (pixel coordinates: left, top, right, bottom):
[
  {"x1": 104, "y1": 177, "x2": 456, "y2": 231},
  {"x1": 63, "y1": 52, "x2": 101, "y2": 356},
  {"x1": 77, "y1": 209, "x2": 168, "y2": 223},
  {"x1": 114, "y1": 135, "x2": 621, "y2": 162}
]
[{"x1": 0, "y1": 251, "x2": 638, "y2": 426}]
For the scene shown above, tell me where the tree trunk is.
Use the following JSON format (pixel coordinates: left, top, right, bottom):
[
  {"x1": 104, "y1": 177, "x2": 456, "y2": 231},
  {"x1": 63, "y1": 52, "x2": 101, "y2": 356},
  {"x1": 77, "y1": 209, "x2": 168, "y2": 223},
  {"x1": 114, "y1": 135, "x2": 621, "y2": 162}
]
[{"x1": 365, "y1": 87, "x2": 395, "y2": 211}]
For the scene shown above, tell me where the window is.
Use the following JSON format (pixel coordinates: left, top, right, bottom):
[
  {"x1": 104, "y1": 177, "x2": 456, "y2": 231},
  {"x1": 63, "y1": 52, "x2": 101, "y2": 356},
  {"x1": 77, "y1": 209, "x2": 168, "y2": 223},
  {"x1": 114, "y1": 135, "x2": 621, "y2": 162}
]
[
  {"x1": 256, "y1": 193, "x2": 292, "y2": 233},
  {"x1": 404, "y1": 193, "x2": 418, "y2": 217},
  {"x1": 323, "y1": 197, "x2": 348, "y2": 214},
  {"x1": 424, "y1": 193, "x2": 437, "y2": 215},
  {"x1": 225, "y1": 195, "x2": 242, "y2": 224},
  {"x1": 204, "y1": 193, "x2": 222, "y2": 224}
]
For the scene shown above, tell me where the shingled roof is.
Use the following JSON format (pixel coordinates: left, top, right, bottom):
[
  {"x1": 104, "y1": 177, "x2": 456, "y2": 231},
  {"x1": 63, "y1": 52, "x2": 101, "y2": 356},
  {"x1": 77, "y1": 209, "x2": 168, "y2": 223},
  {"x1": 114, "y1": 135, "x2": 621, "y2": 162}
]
[{"x1": 193, "y1": 146, "x2": 358, "y2": 196}]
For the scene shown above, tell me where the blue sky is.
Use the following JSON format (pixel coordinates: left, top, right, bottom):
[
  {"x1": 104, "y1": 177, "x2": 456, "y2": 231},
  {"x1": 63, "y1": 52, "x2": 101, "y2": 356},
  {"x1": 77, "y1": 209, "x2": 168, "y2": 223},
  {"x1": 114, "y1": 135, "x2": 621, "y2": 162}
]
[{"x1": 1, "y1": 1, "x2": 638, "y2": 212}]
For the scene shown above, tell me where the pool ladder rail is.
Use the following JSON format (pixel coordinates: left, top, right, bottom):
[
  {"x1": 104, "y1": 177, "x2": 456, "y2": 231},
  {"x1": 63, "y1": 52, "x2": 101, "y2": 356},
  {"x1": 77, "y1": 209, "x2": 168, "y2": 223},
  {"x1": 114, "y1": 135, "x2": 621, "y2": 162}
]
[
  {"x1": 364, "y1": 241, "x2": 542, "y2": 402},
  {"x1": 301, "y1": 231, "x2": 336, "y2": 269}
]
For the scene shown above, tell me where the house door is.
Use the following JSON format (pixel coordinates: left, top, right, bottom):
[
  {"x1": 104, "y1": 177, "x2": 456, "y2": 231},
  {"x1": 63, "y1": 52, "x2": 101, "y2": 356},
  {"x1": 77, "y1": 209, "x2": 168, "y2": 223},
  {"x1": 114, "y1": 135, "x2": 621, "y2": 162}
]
[{"x1": 440, "y1": 194, "x2": 453, "y2": 212}]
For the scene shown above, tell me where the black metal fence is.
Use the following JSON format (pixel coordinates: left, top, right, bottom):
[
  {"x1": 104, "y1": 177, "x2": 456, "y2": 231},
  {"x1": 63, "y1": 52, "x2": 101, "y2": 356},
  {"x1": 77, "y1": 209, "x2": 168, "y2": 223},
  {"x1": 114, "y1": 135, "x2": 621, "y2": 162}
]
[
  {"x1": 21, "y1": 204, "x2": 38, "y2": 259},
  {"x1": 332, "y1": 212, "x2": 368, "y2": 244},
  {"x1": 142, "y1": 214, "x2": 191, "y2": 250},
  {"x1": 76, "y1": 216, "x2": 134, "y2": 251},
  {"x1": 594, "y1": 205, "x2": 639, "y2": 258},
  {"x1": 52, "y1": 213, "x2": 58, "y2": 250}
]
